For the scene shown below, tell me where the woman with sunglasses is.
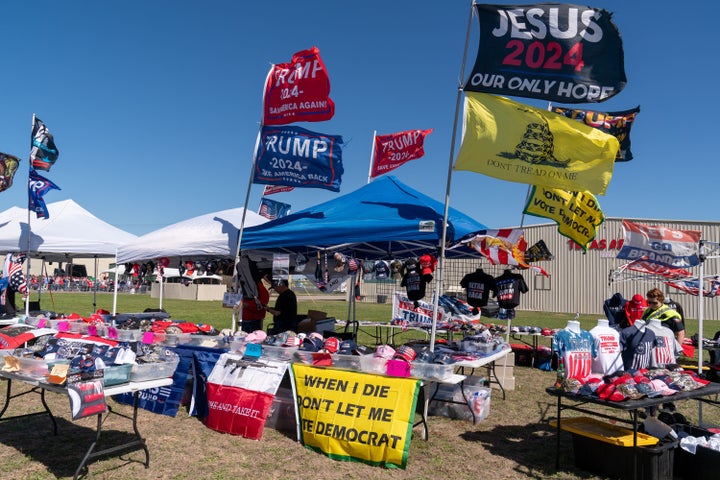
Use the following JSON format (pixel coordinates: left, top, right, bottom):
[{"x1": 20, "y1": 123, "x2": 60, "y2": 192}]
[{"x1": 641, "y1": 288, "x2": 685, "y2": 344}]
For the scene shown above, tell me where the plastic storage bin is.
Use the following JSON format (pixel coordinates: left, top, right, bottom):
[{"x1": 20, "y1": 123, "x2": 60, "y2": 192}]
[
  {"x1": 129, "y1": 357, "x2": 180, "y2": 382},
  {"x1": 18, "y1": 357, "x2": 50, "y2": 378},
  {"x1": 265, "y1": 387, "x2": 297, "y2": 433},
  {"x1": 261, "y1": 344, "x2": 297, "y2": 362},
  {"x1": 359, "y1": 355, "x2": 388, "y2": 375},
  {"x1": 116, "y1": 329, "x2": 143, "y2": 342},
  {"x1": 330, "y1": 354, "x2": 362, "y2": 371},
  {"x1": 409, "y1": 361, "x2": 454, "y2": 381},
  {"x1": 103, "y1": 364, "x2": 133, "y2": 386},
  {"x1": 673, "y1": 423, "x2": 720, "y2": 480},
  {"x1": 553, "y1": 416, "x2": 676, "y2": 480}
]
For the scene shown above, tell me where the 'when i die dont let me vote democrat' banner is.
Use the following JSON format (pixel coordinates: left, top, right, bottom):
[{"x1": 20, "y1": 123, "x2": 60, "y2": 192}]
[{"x1": 291, "y1": 364, "x2": 420, "y2": 469}]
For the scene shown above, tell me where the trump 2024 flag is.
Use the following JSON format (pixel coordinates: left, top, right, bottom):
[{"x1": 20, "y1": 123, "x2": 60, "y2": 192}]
[
  {"x1": 370, "y1": 129, "x2": 433, "y2": 178},
  {"x1": 454, "y1": 92, "x2": 619, "y2": 195},
  {"x1": 263, "y1": 47, "x2": 335, "y2": 126},
  {"x1": 253, "y1": 125, "x2": 344, "y2": 192}
]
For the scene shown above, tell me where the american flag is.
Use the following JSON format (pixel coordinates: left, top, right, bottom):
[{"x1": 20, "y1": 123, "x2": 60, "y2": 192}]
[
  {"x1": 258, "y1": 197, "x2": 290, "y2": 220},
  {"x1": 3, "y1": 253, "x2": 27, "y2": 295}
]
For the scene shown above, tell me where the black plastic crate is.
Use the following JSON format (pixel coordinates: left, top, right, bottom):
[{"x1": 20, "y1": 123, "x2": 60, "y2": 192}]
[
  {"x1": 673, "y1": 424, "x2": 720, "y2": 480},
  {"x1": 571, "y1": 430, "x2": 677, "y2": 480}
]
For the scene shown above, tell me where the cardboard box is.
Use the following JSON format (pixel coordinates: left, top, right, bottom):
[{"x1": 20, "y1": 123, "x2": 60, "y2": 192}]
[{"x1": 307, "y1": 310, "x2": 327, "y2": 321}]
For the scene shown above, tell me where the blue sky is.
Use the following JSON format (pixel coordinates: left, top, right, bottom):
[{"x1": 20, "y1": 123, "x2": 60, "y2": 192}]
[{"x1": 0, "y1": 1, "x2": 714, "y2": 237}]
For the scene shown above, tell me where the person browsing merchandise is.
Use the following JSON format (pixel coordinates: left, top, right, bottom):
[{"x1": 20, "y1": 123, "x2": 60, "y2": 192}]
[
  {"x1": 266, "y1": 279, "x2": 298, "y2": 334},
  {"x1": 641, "y1": 288, "x2": 685, "y2": 344},
  {"x1": 240, "y1": 273, "x2": 270, "y2": 334}
]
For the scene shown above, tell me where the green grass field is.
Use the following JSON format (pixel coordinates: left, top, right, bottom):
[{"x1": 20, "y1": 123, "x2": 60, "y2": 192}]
[{"x1": 26, "y1": 291, "x2": 716, "y2": 362}]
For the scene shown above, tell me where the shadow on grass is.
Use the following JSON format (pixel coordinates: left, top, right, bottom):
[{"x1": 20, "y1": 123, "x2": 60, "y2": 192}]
[
  {"x1": 0, "y1": 413, "x2": 151, "y2": 479},
  {"x1": 459, "y1": 421, "x2": 600, "y2": 479}
]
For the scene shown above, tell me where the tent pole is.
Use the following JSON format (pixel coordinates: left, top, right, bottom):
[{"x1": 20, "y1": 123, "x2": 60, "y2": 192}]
[
  {"x1": 92, "y1": 256, "x2": 98, "y2": 311},
  {"x1": 112, "y1": 251, "x2": 119, "y2": 316},
  {"x1": 430, "y1": 0, "x2": 475, "y2": 352}
]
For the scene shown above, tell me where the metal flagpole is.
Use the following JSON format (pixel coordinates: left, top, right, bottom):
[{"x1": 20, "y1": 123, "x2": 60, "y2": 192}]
[
  {"x1": 698, "y1": 240, "x2": 705, "y2": 375},
  {"x1": 367, "y1": 131, "x2": 377, "y2": 184},
  {"x1": 429, "y1": 0, "x2": 475, "y2": 352},
  {"x1": 24, "y1": 114, "x2": 37, "y2": 318},
  {"x1": 231, "y1": 128, "x2": 263, "y2": 333}
]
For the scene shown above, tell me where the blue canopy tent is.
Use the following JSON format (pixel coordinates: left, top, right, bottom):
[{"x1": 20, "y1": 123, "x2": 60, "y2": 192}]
[
  {"x1": 240, "y1": 175, "x2": 487, "y2": 259},
  {"x1": 239, "y1": 176, "x2": 489, "y2": 341}
]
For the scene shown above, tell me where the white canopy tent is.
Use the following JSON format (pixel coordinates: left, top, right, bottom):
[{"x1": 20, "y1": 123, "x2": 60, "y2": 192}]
[
  {"x1": 0, "y1": 199, "x2": 137, "y2": 259},
  {"x1": 115, "y1": 207, "x2": 267, "y2": 311},
  {"x1": 117, "y1": 207, "x2": 267, "y2": 264},
  {"x1": 0, "y1": 199, "x2": 139, "y2": 313}
]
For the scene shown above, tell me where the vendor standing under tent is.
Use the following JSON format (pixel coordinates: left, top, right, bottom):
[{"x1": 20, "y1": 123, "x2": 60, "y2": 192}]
[{"x1": 266, "y1": 279, "x2": 297, "y2": 334}]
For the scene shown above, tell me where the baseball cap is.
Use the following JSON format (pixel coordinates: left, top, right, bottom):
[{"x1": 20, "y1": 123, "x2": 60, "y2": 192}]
[
  {"x1": 630, "y1": 294, "x2": 645, "y2": 305},
  {"x1": 347, "y1": 258, "x2": 359, "y2": 273},
  {"x1": 394, "y1": 345, "x2": 417, "y2": 362},
  {"x1": 374, "y1": 344, "x2": 396, "y2": 360},
  {"x1": 245, "y1": 330, "x2": 267, "y2": 344},
  {"x1": 283, "y1": 335, "x2": 302, "y2": 348},
  {"x1": 337, "y1": 340, "x2": 358, "y2": 355},
  {"x1": 300, "y1": 336, "x2": 324, "y2": 352},
  {"x1": 324, "y1": 337, "x2": 341, "y2": 353}
]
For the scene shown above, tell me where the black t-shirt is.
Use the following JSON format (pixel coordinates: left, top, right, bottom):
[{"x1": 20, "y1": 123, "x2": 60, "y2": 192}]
[
  {"x1": 460, "y1": 269, "x2": 496, "y2": 307},
  {"x1": 273, "y1": 289, "x2": 298, "y2": 330},
  {"x1": 494, "y1": 271, "x2": 528, "y2": 309},
  {"x1": 401, "y1": 270, "x2": 425, "y2": 301}
]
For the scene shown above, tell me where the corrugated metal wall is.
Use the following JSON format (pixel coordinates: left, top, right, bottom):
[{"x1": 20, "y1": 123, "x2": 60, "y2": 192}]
[
  {"x1": 359, "y1": 218, "x2": 720, "y2": 321},
  {"x1": 515, "y1": 218, "x2": 720, "y2": 320}
]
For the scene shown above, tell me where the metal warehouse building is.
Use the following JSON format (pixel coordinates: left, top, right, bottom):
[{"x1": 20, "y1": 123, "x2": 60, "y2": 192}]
[{"x1": 361, "y1": 218, "x2": 720, "y2": 322}]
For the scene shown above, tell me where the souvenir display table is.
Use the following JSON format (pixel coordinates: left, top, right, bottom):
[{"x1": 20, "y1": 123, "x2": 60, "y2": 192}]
[
  {"x1": 425, "y1": 346, "x2": 511, "y2": 425},
  {"x1": 335, "y1": 321, "x2": 431, "y2": 346},
  {"x1": 0, "y1": 370, "x2": 172, "y2": 480},
  {"x1": 546, "y1": 383, "x2": 720, "y2": 480},
  {"x1": 454, "y1": 345, "x2": 512, "y2": 401}
]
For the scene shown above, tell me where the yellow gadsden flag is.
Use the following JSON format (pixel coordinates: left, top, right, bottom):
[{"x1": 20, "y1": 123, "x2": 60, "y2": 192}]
[
  {"x1": 454, "y1": 92, "x2": 619, "y2": 195},
  {"x1": 523, "y1": 186, "x2": 605, "y2": 250}
]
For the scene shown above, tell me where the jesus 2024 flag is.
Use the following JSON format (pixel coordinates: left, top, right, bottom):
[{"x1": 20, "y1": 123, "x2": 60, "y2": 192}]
[
  {"x1": 454, "y1": 92, "x2": 619, "y2": 195},
  {"x1": 464, "y1": 3, "x2": 626, "y2": 104}
]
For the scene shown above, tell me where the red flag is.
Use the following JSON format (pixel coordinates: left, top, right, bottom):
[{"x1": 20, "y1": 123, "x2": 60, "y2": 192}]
[
  {"x1": 370, "y1": 129, "x2": 432, "y2": 178},
  {"x1": 263, "y1": 184, "x2": 294, "y2": 196},
  {"x1": 262, "y1": 46, "x2": 335, "y2": 126}
]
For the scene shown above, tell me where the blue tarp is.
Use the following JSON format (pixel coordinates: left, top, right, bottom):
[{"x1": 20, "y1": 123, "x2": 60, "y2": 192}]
[{"x1": 240, "y1": 176, "x2": 488, "y2": 259}]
